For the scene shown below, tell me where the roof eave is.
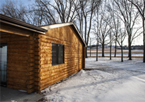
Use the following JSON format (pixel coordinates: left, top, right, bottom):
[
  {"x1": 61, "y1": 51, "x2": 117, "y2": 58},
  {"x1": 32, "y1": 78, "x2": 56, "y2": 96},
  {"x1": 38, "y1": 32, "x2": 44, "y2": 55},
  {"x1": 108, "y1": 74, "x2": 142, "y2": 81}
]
[
  {"x1": 71, "y1": 24, "x2": 87, "y2": 47},
  {"x1": 0, "y1": 14, "x2": 47, "y2": 34}
]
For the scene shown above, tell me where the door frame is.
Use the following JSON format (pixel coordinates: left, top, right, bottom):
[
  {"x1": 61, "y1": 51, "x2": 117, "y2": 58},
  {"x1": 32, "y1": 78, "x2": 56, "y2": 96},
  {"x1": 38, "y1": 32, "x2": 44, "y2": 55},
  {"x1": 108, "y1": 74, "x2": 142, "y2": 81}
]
[{"x1": 0, "y1": 43, "x2": 7, "y2": 86}]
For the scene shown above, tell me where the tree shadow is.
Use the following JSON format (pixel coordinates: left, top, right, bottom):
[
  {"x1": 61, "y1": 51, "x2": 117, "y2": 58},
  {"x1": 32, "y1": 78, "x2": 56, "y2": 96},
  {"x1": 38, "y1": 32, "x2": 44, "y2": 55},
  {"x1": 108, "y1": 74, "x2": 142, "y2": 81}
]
[{"x1": 47, "y1": 68, "x2": 145, "y2": 95}]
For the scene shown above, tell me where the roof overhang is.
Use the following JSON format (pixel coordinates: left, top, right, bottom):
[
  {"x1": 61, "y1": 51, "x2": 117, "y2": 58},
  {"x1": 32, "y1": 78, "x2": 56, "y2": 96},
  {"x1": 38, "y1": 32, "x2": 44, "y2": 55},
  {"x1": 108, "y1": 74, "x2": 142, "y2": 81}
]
[
  {"x1": 0, "y1": 14, "x2": 86, "y2": 47},
  {"x1": 41, "y1": 22, "x2": 87, "y2": 47},
  {"x1": 0, "y1": 14, "x2": 47, "y2": 34}
]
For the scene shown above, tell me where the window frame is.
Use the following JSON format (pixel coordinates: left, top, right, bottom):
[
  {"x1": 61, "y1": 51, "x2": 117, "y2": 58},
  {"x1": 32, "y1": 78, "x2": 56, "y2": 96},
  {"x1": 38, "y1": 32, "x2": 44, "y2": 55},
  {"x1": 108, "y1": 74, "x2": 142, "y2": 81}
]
[{"x1": 52, "y1": 43, "x2": 64, "y2": 65}]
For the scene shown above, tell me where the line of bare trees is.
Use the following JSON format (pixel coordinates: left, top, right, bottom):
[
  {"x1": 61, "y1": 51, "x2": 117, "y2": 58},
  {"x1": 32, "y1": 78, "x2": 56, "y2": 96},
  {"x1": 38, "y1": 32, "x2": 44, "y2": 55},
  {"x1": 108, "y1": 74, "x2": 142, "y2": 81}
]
[{"x1": 93, "y1": 0, "x2": 143, "y2": 62}]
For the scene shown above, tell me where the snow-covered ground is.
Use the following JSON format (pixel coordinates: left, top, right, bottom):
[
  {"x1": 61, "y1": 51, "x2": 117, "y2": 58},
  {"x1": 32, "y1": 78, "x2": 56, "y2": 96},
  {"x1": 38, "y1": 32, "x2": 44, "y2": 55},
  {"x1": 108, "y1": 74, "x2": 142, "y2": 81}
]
[
  {"x1": 87, "y1": 53, "x2": 143, "y2": 56},
  {"x1": 42, "y1": 58, "x2": 145, "y2": 102}
]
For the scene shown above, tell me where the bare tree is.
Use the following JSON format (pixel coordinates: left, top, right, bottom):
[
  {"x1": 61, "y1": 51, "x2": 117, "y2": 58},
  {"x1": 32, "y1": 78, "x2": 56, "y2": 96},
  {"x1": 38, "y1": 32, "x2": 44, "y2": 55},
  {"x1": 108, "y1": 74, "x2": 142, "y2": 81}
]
[
  {"x1": 96, "y1": 7, "x2": 99, "y2": 61},
  {"x1": 74, "y1": 0, "x2": 84, "y2": 37},
  {"x1": 94, "y1": 12, "x2": 112, "y2": 57},
  {"x1": 108, "y1": 20, "x2": 114, "y2": 60},
  {"x1": 114, "y1": 0, "x2": 142, "y2": 60},
  {"x1": 117, "y1": 29, "x2": 127, "y2": 62},
  {"x1": 32, "y1": 0, "x2": 81, "y2": 26},
  {"x1": 112, "y1": 18, "x2": 121, "y2": 57},
  {"x1": 127, "y1": 0, "x2": 145, "y2": 62},
  {"x1": 107, "y1": 1, "x2": 121, "y2": 58},
  {"x1": 109, "y1": 31, "x2": 113, "y2": 60},
  {"x1": 0, "y1": 0, "x2": 31, "y2": 23},
  {"x1": 80, "y1": 0, "x2": 102, "y2": 58}
]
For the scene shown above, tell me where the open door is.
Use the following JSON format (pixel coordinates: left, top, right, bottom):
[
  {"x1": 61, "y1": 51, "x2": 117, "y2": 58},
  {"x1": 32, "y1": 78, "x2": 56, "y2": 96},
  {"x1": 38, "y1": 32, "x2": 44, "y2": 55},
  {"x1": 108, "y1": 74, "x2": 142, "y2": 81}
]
[{"x1": 0, "y1": 43, "x2": 7, "y2": 86}]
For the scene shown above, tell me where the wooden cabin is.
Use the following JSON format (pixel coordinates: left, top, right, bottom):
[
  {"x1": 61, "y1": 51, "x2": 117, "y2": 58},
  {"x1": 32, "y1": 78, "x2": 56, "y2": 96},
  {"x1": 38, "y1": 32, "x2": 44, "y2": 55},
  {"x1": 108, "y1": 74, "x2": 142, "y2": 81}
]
[{"x1": 0, "y1": 14, "x2": 86, "y2": 93}]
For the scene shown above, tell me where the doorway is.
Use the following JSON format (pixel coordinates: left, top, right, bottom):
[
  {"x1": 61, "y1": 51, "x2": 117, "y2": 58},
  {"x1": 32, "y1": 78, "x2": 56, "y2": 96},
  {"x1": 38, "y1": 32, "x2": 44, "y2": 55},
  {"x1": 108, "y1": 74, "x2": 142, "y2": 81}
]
[{"x1": 0, "y1": 43, "x2": 7, "y2": 86}]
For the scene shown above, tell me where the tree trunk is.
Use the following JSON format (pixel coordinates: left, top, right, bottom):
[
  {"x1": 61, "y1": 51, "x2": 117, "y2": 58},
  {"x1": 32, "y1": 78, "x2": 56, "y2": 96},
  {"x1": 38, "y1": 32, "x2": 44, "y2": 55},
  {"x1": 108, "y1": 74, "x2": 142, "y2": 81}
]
[
  {"x1": 110, "y1": 33, "x2": 112, "y2": 60},
  {"x1": 143, "y1": 3, "x2": 145, "y2": 62},
  {"x1": 96, "y1": 39, "x2": 98, "y2": 61},
  {"x1": 85, "y1": 47, "x2": 88, "y2": 58},
  {"x1": 80, "y1": 20, "x2": 82, "y2": 36},
  {"x1": 110, "y1": 45, "x2": 112, "y2": 60},
  {"x1": 102, "y1": 41, "x2": 105, "y2": 57},
  {"x1": 114, "y1": 41, "x2": 117, "y2": 57},
  {"x1": 84, "y1": 16, "x2": 87, "y2": 45},
  {"x1": 121, "y1": 45, "x2": 123, "y2": 62},
  {"x1": 128, "y1": 35, "x2": 132, "y2": 60},
  {"x1": 90, "y1": 46, "x2": 91, "y2": 57},
  {"x1": 143, "y1": 19, "x2": 145, "y2": 62}
]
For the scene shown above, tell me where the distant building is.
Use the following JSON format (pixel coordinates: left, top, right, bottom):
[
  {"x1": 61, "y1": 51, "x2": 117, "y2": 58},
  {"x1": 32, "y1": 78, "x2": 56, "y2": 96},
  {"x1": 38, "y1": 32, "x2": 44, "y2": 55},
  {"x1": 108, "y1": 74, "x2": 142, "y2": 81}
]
[{"x1": 131, "y1": 45, "x2": 143, "y2": 50}]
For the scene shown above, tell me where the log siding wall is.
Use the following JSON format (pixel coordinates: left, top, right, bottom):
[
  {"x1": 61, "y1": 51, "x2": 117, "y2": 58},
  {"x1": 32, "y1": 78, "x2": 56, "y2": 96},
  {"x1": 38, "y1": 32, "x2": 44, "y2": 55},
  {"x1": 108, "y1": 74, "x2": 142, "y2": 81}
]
[
  {"x1": 0, "y1": 33, "x2": 31, "y2": 91},
  {"x1": 0, "y1": 24, "x2": 85, "y2": 93},
  {"x1": 35, "y1": 26, "x2": 84, "y2": 92}
]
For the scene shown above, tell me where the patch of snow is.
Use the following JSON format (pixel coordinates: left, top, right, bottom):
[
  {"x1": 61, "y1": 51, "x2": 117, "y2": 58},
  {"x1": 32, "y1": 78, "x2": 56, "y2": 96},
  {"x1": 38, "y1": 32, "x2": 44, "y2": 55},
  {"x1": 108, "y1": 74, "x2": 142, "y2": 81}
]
[
  {"x1": 77, "y1": 70, "x2": 87, "y2": 77},
  {"x1": 42, "y1": 57, "x2": 145, "y2": 102},
  {"x1": 98, "y1": 77, "x2": 145, "y2": 102}
]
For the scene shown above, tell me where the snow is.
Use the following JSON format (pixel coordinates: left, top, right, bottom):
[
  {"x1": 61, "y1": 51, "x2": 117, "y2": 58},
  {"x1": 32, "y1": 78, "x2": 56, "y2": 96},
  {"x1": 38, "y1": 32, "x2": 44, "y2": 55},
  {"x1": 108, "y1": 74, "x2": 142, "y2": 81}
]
[
  {"x1": 99, "y1": 77, "x2": 145, "y2": 102},
  {"x1": 42, "y1": 57, "x2": 145, "y2": 102},
  {"x1": 87, "y1": 53, "x2": 143, "y2": 56}
]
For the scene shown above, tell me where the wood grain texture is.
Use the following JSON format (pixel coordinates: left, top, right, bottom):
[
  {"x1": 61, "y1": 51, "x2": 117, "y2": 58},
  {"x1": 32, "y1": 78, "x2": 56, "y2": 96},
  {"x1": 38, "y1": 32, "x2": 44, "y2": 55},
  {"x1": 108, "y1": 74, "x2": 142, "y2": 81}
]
[
  {"x1": 35, "y1": 25, "x2": 84, "y2": 92},
  {"x1": 1, "y1": 33, "x2": 30, "y2": 91},
  {"x1": 0, "y1": 24, "x2": 85, "y2": 93}
]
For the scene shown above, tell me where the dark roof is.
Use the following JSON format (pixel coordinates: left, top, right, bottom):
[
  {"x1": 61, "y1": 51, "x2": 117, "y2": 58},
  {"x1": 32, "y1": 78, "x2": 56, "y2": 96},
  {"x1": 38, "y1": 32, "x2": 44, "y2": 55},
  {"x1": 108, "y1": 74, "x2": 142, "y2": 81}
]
[
  {"x1": 41, "y1": 22, "x2": 86, "y2": 47},
  {"x1": 0, "y1": 14, "x2": 47, "y2": 34},
  {"x1": 0, "y1": 14, "x2": 86, "y2": 46}
]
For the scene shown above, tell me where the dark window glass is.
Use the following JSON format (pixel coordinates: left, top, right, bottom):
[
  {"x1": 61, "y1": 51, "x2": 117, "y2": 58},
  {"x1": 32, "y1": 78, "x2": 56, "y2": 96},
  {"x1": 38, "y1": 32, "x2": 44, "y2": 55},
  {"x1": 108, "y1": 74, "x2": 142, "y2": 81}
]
[
  {"x1": 58, "y1": 44, "x2": 64, "y2": 64},
  {"x1": 52, "y1": 43, "x2": 58, "y2": 64},
  {"x1": 52, "y1": 43, "x2": 64, "y2": 65}
]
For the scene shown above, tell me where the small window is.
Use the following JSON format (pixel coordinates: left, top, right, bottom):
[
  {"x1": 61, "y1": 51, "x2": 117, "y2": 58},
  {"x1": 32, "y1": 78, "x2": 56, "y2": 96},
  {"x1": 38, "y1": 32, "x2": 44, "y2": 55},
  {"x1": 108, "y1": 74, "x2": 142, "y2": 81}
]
[{"x1": 52, "y1": 43, "x2": 64, "y2": 65}]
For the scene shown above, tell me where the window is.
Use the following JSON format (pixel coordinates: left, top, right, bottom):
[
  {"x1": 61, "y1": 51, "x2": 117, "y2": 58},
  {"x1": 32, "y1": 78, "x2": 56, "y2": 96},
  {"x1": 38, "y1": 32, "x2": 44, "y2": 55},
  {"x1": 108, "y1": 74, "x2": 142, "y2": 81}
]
[{"x1": 52, "y1": 43, "x2": 64, "y2": 65}]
